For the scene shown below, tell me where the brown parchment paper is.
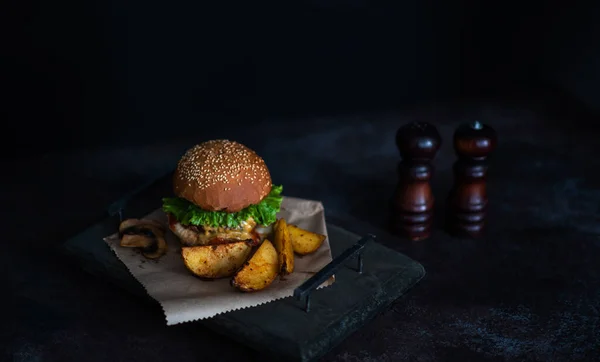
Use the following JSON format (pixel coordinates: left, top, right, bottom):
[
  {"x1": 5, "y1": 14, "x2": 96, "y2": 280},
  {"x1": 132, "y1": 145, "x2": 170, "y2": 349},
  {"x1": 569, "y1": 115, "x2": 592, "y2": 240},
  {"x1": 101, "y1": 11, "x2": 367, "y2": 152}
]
[{"x1": 103, "y1": 196, "x2": 334, "y2": 325}]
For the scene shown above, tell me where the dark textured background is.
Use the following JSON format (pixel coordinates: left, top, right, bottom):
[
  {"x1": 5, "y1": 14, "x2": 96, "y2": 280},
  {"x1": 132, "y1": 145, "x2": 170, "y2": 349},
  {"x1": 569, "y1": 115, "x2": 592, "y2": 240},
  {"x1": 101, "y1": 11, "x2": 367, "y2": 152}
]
[
  {"x1": 4, "y1": 0, "x2": 600, "y2": 155},
  {"x1": 5, "y1": 100, "x2": 600, "y2": 361},
  {"x1": 3, "y1": 0, "x2": 600, "y2": 361}
]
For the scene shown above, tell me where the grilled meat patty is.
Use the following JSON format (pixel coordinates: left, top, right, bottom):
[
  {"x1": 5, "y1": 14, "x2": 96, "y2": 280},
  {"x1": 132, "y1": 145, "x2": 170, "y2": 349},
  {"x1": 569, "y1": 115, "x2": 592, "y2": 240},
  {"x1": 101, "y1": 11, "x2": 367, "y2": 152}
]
[{"x1": 167, "y1": 214, "x2": 260, "y2": 246}]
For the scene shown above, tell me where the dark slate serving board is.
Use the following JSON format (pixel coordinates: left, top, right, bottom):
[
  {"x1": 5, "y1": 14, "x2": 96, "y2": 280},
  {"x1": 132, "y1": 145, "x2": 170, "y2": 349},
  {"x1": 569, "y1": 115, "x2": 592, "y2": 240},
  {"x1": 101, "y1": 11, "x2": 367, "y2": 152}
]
[{"x1": 59, "y1": 176, "x2": 426, "y2": 362}]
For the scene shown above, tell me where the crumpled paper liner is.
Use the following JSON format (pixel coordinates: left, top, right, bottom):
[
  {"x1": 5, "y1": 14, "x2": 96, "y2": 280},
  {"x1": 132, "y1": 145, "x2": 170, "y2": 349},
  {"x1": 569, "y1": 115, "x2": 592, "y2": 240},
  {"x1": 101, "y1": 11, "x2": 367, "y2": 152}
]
[{"x1": 104, "y1": 196, "x2": 334, "y2": 325}]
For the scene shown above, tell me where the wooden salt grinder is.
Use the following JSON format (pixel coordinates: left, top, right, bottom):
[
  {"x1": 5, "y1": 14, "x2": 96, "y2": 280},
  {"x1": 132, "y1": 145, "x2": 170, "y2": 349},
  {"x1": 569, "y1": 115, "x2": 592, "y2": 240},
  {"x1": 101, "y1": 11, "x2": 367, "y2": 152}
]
[
  {"x1": 391, "y1": 122, "x2": 441, "y2": 241},
  {"x1": 446, "y1": 120, "x2": 497, "y2": 238}
]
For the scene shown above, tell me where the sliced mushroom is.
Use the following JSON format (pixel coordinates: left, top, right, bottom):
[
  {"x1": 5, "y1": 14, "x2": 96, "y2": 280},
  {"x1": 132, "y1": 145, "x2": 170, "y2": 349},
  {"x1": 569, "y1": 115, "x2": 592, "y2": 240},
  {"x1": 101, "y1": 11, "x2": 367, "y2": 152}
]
[
  {"x1": 121, "y1": 233, "x2": 154, "y2": 248},
  {"x1": 119, "y1": 219, "x2": 168, "y2": 259},
  {"x1": 119, "y1": 218, "x2": 165, "y2": 235}
]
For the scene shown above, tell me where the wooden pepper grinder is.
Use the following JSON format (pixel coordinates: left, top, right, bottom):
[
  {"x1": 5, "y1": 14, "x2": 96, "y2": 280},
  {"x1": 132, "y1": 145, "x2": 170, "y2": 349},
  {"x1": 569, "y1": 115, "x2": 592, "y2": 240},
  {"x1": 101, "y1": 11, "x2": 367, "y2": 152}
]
[
  {"x1": 391, "y1": 122, "x2": 442, "y2": 241},
  {"x1": 446, "y1": 120, "x2": 497, "y2": 238}
]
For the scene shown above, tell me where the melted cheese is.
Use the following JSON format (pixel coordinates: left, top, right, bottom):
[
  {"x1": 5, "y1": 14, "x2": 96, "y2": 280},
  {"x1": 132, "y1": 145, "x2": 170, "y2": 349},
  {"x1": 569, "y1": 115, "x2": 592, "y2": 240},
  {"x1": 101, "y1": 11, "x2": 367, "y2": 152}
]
[
  {"x1": 202, "y1": 218, "x2": 256, "y2": 235},
  {"x1": 170, "y1": 217, "x2": 258, "y2": 246}
]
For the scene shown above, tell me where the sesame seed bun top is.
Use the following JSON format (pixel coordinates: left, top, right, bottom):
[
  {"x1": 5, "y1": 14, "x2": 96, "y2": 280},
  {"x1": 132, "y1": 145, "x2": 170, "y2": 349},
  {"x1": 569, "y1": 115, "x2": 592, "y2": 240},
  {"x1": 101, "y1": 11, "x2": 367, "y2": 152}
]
[{"x1": 173, "y1": 139, "x2": 273, "y2": 213}]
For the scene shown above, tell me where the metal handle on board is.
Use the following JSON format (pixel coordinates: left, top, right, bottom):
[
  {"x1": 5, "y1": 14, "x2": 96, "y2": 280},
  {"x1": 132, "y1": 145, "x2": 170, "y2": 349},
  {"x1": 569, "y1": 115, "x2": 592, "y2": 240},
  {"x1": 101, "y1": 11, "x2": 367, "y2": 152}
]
[{"x1": 293, "y1": 234, "x2": 375, "y2": 312}]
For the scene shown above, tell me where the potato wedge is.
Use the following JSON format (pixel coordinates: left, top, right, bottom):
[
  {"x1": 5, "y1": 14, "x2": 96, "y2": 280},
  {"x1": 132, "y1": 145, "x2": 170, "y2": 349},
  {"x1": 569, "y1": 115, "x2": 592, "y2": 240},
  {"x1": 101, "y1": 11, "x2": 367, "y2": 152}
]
[
  {"x1": 181, "y1": 242, "x2": 252, "y2": 279},
  {"x1": 288, "y1": 224, "x2": 326, "y2": 255},
  {"x1": 273, "y1": 218, "x2": 294, "y2": 275},
  {"x1": 232, "y1": 239, "x2": 279, "y2": 292}
]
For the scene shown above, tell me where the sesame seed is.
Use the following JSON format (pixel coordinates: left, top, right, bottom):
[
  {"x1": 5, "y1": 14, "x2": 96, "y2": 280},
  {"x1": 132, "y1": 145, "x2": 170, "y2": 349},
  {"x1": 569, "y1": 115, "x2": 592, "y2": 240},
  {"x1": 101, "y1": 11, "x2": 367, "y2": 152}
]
[{"x1": 175, "y1": 139, "x2": 272, "y2": 195}]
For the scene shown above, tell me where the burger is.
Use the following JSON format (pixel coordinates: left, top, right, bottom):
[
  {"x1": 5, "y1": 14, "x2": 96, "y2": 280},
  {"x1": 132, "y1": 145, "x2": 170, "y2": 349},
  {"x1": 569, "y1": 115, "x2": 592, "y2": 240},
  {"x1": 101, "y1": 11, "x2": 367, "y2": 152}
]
[{"x1": 162, "y1": 139, "x2": 283, "y2": 247}]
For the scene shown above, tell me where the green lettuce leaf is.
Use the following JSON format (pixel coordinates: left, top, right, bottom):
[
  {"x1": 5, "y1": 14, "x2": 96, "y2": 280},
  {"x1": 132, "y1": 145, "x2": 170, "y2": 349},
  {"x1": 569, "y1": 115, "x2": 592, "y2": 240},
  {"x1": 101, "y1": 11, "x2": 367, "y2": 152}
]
[{"x1": 162, "y1": 185, "x2": 283, "y2": 228}]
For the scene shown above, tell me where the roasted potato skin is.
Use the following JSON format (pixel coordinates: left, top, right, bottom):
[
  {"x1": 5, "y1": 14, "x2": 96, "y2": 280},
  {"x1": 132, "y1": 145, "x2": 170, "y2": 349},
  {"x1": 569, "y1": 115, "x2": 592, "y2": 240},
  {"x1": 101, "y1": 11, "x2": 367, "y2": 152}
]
[
  {"x1": 273, "y1": 218, "x2": 295, "y2": 275},
  {"x1": 231, "y1": 239, "x2": 279, "y2": 292},
  {"x1": 181, "y1": 242, "x2": 252, "y2": 279},
  {"x1": 288, "y1": 224, "x2": 326, "y2": 255}
]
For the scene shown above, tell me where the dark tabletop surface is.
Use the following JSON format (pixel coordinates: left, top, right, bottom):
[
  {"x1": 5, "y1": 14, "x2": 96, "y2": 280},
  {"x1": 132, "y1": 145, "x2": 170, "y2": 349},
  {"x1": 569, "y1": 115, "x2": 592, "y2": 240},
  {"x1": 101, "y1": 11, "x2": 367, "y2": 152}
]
[{"x1": 4, "y1": 98, "x2": 600, "y2": 361}]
